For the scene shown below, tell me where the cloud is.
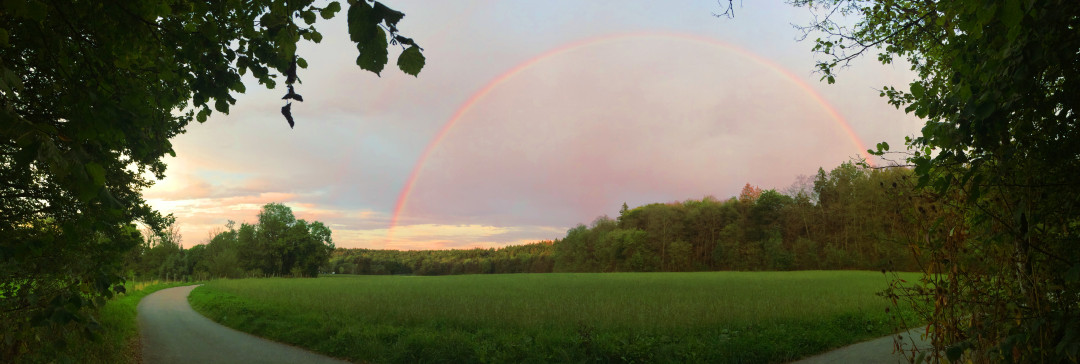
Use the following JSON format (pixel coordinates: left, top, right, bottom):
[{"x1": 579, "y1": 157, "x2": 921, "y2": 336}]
[
  {"x1": 339, "y1": 224, "x2": 565, "y2": 251},
  {"x1": 399, "y1": 38, "x2": 868, "y2": 229},
  {"x1": 142, "y1": 1, "x2": 923, "y2": 250}
]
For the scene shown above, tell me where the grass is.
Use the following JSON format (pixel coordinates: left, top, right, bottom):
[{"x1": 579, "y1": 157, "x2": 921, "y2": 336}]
[
  {"x1": 61, "y1": 280, "x2": 197, "y2": 364},
  {"x1": 189, "y1": 271, "x2": 921, "y2": 363}
]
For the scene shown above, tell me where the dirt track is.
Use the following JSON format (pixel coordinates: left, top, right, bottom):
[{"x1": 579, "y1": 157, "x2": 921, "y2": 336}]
[{"x1": 137, "y1": 285, "x2": 349, "y2": 364}]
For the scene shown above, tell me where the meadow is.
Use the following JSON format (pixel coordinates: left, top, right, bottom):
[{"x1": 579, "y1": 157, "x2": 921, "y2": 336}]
[{"x1": 189, "y1": 271, "x2": 921, "y2": 363}]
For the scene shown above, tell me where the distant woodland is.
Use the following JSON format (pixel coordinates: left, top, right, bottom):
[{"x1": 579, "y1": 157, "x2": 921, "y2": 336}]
[
  {"x1": 128, "y1": 203, "x2": 335, "y2": 281},
  {"x1": 327, "y1": 161, "x2": 930, "y2": 275}
]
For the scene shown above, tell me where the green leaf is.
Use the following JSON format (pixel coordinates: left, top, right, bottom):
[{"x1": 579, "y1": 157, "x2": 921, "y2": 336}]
[
  {"x1": 975, "y1": 101, "x2": 994, "y2": 120},
  {"x1": 14, "y1": 142, "x2": 39, "y2": 166},
  {"x1": 297, "y1": 57, "x2": 308, "y2": 68},
  {"x1": 397, "y1": 45, "x2": 425, "y2": 76},
  {"x1": 260, "y1": 13, "x2": 287, "y2": 30},
  {"x1": 214, "y1": 98, "x2": 229, "y2": 113},
  {"x1": 946, "y1": 345, "x2": 964, "y2": 361},
  {"x1": 1066, "y1": 264, "x2": 1080, "y2": 283},
  {"x1": 977, "y1": 3, "x2": 997, "y2": 26},
  {"x1": 968, "y1": 173, "x2": 984, "y2": 203},
  {"x1": 26, "y1": 1, "x2": 47, "y2": 21},
  {"x1": 394, "y1": 35, "x2": 415, "y2": 46},
  {"x1": 372, "y1": 2, "x2": 405, "y2": 26},
  {"x1": 321, "y1": 2, "x2": 342, "y2": 19},
  {"x1": 913, "y1": 159, "x2": 930, "y2": 177},
  {"x1": 196, "y1": 108, "x2": 211, "y2": 123},
  {"x1": 0, "y1": 28, "x2": 8, "y2": 47},
  {"x1": 1002, "y1": 0, "x2": 1023, "y2": 29},
  {"x1": 155, "y1": 2, "x2": 172, "y2": 16},
  {"x1": 909, "y1": 82, "x2": 924, "y2": 98},
  {"x1": 302, "y1": 10, "x2": 317, "y2": 25},
  {"x1": 0, "y1": 66, "x2": 22, "y2": 93},
  {"x1": 356, "y1": 27, "x2": 387, "y2": 75},
  {"x1": 85, "y1": 163, "x2": 106, "y2": 186},
  {"x1": 77, "y1": 176, "x2": 102, "y2": 202},
  {"x1": 933, "y1": 176, "x2": 951, "y2": 194},
  {"x1": 347, "y1": 0, "x2": 374, "y2": 43}
]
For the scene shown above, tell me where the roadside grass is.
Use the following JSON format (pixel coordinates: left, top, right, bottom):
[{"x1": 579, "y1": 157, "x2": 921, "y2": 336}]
[
  {"x1": 189, "y1": 271, "x2": 920, "y2": 363},
  {"x1": 61, "y1": 281, "x2": 196, "y2": 364}
]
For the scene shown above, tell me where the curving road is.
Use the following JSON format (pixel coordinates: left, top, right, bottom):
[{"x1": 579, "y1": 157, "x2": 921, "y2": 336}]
[
  {"x1": 789, "y1": 328, "x2": 932, "y2": 364},
  {"x1": 137, "y1": 285, "x2": 350, "y2": 364}
]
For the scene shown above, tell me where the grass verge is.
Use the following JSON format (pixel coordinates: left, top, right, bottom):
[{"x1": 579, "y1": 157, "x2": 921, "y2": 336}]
[
  {"x1": 61, "y1": 281, "x2": 198, "y2": 364},
  {"x1": 190, "y1": 271, "x2": 920, "y2": 363}
]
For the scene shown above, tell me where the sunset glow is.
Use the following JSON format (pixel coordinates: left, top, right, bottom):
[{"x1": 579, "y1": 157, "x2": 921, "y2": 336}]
[
  {"x1": 387, "y1": 32, "x2": 878, "y2": 247},
  {"x1": 144, "y1": 0, "x2": 923, "y2": 249}
]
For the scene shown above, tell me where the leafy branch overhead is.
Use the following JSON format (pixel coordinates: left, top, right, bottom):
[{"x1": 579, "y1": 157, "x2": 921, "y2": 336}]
[
  {"x1": 0, "y1": 0, "x2": 423, "y2": 359},
  {"x1": 348, "y1": 0, "x2": 426, "y2": 76},
  {"x1": 280, "y1": 0, "x2": 425, "y2": 128}
]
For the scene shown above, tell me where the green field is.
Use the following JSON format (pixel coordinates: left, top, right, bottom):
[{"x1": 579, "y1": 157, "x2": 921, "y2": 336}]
[{"x1": 189, "y1": 271, "x2": 920, "y2": 363}]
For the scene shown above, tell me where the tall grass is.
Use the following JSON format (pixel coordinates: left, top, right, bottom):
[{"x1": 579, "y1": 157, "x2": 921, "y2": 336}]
[{"x1": 190, "y1": 271, "x2": 920, "y2": 363}]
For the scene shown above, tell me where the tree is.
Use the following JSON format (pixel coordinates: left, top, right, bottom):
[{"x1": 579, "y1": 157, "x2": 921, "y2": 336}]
[
  {"x1": 617, "y1": 202, "x2": 630, "y2": 225},
  {"x1": 793, "y1": 0, "x2": 1080, "y2": 361},
  {"x1": 258, "y1": 202, "x2": 298, "y2": 275},
  {"x1": 667, "y1": 240, "x2": 693, "y2": 272},
  {"x1": 748, "y1": 189, "x2": 790, "y2": 242},
  {"x1": 737, "y1": 183, "x2": 763, "y2": 204},
  {"x1": 139, "y1": 219, "x2": 185, "y2": 280},
  {"x1": 303, "y1": 221, "x2": 335, "y2": 276},
  {"x1": 0, "y1": 1, "x2": 424, "y2": 359},
  {"x1": 235, "y1": 222, "x2": 267, "y2": 275}
]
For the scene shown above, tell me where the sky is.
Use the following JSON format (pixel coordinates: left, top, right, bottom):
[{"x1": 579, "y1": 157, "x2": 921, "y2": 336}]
[{"x1": 143, "y1": 0, "x2": 924, "y2": 250}]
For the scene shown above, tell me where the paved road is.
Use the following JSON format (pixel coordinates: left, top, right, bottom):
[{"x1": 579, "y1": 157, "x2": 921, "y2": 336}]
[
  {"x1": 138, "y1": 285, "x2": 350, "y2": 364},
  {"x1": 790, "y1": 329, "x2": 932, "y2": 364}
]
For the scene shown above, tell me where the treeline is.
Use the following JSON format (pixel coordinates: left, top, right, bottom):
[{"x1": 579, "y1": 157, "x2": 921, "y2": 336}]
[
  {"x1": 327, "y1": 242, "x2": 555, "y2": 275},
  {"x1": 555, "y1": 163, "x2": 918, "y2": 272},
  {"x1": 126, "y1": 203, "x2": 335, "y2": 280},
  {"x1": 331, "y1": 162, "x2": 924, "y2": 275}
]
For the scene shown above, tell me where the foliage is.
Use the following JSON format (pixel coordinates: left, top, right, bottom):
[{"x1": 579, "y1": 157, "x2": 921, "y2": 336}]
[
  {"x1": 5, "y1": 280, "x2": 195, "y2": 364},
  {"x1": 793, "y1": 0, "x2": 1080, "y2": 361},
  {"x1": 127, "y1": 203, "x2": 335, "y2": 280},
  {"x1": 329, "y1": 241, "x2": 555, "y2": 276},
  {"x1": 561, "y1": 164, "x2": 918, "y2": 273},
  {"x1": 331, "y1": 162, "x2": 926, "y2": 276},
  {"x1": 1, "y1": 1, "x2": 420, "y2": 356},
  {"x1": 60, "y1": 281, "x2": 196, "y2": 364},
  {"x1": 189, "y1": 272, "x2": 921, "y2": 364}
]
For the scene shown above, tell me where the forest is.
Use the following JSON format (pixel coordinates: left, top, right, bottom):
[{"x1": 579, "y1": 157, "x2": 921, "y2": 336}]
[
  {"x1": 327, "y1": 161, "x2": 931, "y2": 275},
  {"x1": 128, "y1": 203, "x2": 336, "y2": 281}
]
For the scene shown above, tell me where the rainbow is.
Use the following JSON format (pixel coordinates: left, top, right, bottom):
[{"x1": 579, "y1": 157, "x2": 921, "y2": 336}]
[{"x1": 387, "y1": 32, "x2": 873, "y2": 244}]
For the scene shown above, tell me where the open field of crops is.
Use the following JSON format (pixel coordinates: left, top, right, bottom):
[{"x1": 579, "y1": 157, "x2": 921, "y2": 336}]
[{"x1": 189, "y1": 271, "x2": 921, "y2": 363}]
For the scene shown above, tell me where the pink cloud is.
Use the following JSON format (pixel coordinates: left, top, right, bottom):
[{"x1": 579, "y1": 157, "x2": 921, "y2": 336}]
[
  {"x1": 400, "y1": 38, "x2": 860, "y2": 228},
  {"x1": 138, "y1": 2, "x2": 924, "y2": 251}
]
